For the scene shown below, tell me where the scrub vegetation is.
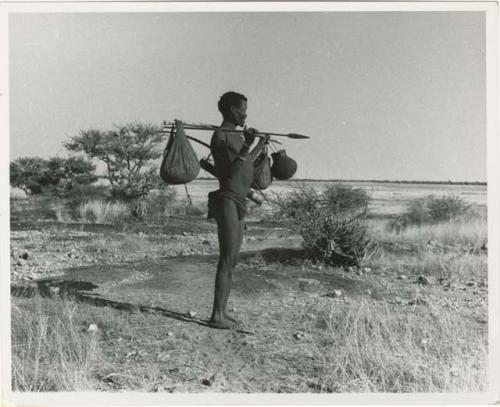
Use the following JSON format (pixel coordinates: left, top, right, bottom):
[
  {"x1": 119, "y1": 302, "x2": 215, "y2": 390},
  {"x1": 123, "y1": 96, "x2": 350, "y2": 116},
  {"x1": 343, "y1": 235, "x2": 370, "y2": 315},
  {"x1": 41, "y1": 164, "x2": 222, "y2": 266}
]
[{"x1": 10, "y1": 181, "x2": 488, "y2": 393}]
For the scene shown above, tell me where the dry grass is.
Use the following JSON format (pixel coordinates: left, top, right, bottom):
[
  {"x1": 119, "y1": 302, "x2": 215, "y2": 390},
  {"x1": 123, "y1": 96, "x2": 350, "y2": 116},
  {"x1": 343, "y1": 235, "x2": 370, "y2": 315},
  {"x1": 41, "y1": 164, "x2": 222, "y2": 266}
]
[
  {"x1": 11, "y1": 297, "x2": 102, "y2": 391},
  {"x1": 373, "y1": 247, "x2": 487, "y2": 283},
  {"x1": 10, "y1": 184, "x2": 488, "y2": 393},
  {"x1": 312, "y1": 299, "x2": 487, "y2": 392},
  {"x1": 369, "y1": 215, "x2": 487, "y2": 283},
  {"x1": 52, "y1": 202, "x2": 73, "y2": 222},
  {"x1": 373, "y1": 215, "x2": 487, "y2": 249},
  {"x1": 78, "y1": 200, "x2": 131, "y2": 224},
  {"x1": 88, "y1": 234, "x2": 152, "y2": 254}
]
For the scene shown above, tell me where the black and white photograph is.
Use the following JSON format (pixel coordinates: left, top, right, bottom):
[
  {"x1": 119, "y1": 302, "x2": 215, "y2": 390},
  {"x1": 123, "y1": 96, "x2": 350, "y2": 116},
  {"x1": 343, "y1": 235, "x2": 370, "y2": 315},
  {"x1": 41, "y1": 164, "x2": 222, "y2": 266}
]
[{"x1": 1, "y1": 1, "x2": 499, "y2": 405}]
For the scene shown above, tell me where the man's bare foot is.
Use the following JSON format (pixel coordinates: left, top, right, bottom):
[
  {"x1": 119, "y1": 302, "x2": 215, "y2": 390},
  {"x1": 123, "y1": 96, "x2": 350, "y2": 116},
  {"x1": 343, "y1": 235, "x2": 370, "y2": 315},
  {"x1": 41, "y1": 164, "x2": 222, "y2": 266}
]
[
  {"x1": 224, "y1": 312, "x2": 240, "y2": 325},
  {"x1": 208, "y1": 317, "x2": 235, "y2": 329}
]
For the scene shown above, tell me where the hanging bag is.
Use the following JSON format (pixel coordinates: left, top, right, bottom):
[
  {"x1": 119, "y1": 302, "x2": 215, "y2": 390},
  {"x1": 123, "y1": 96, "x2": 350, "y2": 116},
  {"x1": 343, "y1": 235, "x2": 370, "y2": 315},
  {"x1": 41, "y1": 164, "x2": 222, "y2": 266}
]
[
  {"x1": 160, "y1": 120, "x2": 200, "y2": 184},
  {"x1": 252, "y1": 145, "x2": 273, "y2": 190},
  {"x1": 271, "y1": 149, "x2": 297, "y2": 180}
]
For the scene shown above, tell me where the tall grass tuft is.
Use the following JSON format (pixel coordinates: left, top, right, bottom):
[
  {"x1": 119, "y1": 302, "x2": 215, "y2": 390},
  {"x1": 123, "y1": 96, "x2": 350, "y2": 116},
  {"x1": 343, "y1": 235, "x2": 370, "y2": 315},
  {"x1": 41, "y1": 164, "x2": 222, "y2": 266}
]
[
  {"x1": 314, "y1": 300, "x2": 487, "y2": 392},
  {"x1": 78, "y1": 200, "x2": 131, "y2": 224},
  {"x1": 11, "y1": 297, "x2": 102, "y2": 391},
  {"x1": 52, "y1": 202, "x2": 73, "y2": 222}
]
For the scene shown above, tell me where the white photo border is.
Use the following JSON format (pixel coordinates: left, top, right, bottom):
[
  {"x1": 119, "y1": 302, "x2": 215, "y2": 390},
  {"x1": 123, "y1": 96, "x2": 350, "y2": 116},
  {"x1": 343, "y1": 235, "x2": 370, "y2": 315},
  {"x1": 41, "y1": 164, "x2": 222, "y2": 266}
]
[{"x1": 0, "y1": 2, "x2": 498, "y2": 406}]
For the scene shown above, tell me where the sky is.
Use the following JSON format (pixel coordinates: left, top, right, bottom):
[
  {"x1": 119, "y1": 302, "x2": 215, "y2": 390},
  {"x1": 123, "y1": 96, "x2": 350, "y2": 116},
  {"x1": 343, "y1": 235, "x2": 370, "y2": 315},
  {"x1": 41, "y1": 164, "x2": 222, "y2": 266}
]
[{"x1": 9, "y1": 11, "x2": 486, "y2": 181}]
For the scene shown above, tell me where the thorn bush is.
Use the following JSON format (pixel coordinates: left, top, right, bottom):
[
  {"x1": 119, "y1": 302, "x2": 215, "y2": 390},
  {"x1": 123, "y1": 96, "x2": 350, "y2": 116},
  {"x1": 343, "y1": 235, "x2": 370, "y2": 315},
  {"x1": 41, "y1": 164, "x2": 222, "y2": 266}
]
[{"x1": 271, "y1": 184, "x2": 371, "y2": 266}]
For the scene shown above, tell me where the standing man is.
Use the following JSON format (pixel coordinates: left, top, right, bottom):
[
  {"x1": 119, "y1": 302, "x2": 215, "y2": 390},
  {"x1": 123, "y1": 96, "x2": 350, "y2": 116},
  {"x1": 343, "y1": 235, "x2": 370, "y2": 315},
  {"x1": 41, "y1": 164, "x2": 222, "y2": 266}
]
[{"x1": 207, "y1": 91, "x2": 269, "y2": 329}]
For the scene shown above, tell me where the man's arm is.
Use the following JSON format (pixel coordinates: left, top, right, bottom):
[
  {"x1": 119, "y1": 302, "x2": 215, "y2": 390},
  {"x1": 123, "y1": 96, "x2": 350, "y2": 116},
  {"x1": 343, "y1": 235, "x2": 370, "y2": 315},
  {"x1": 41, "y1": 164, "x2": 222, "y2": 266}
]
[
  {"x1": 249, "y1": 138, "x2": 269, "y2": 161},
  {"x1": 237, "y1": 128, "x2": 270, "y2": 162}
]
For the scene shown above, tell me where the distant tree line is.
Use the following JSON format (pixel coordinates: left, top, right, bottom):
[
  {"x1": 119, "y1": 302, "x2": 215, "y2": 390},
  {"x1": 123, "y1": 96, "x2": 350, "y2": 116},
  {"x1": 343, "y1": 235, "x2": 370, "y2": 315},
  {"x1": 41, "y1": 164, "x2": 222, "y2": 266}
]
[
  {"x1": 10, "y1": 156, "x2": 97, "y2": 195},
  {"x1": 10, "y1": 123, "x2": 170, "y2": 202},
  {"x1": 290, "y1": 178, "x2": 487, "y2": 186},
  {"x1": 10, "y1": 122, "x2": 485, "y2": 201}
]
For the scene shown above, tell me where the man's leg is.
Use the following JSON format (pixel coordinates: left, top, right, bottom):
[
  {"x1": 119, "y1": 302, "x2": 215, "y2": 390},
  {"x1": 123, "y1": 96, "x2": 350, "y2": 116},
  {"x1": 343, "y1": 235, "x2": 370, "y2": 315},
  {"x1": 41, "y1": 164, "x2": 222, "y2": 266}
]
[
  {"x1": 209, "y1": 199, "x2": 240, "y2": 329},
  {"x1": 223, "y1": 216, "x2": 245, "y2": 323},
  {"x1": 234, "y1": 217, "x2": 245, "y2": 267}
]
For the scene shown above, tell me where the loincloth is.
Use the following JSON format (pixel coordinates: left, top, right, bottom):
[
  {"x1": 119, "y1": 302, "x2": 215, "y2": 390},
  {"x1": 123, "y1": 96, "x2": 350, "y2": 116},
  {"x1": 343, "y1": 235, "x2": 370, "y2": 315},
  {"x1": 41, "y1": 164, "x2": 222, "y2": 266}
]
[{"x1": 207, "y1": 190, "x2": 248, "y2": 220}]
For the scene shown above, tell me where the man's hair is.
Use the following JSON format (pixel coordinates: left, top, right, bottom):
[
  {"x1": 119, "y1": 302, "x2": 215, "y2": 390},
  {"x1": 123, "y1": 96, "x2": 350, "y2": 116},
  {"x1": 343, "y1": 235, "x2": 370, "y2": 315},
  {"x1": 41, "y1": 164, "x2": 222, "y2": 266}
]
[{"x1": 218, "y1": 91, "x2": 247, "y2": 118}]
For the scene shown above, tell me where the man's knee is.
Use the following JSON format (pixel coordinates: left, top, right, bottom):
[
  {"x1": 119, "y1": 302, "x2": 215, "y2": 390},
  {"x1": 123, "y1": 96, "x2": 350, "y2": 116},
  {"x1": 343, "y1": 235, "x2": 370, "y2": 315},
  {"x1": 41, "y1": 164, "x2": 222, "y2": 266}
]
[
  {"x1": 232, "y1": 253, "x2": 240, "y2": 267},
  {"x1": 218, "y1": 255, "x2": 234, "y2": 270}
]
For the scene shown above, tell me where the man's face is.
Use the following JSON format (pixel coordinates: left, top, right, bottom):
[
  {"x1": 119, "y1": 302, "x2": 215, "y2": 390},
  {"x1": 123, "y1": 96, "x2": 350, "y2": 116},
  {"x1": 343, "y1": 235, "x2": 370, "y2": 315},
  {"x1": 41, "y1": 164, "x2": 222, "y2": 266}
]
[{"x1": 230, "y1": 100, "x2": 247, "y2": 127}]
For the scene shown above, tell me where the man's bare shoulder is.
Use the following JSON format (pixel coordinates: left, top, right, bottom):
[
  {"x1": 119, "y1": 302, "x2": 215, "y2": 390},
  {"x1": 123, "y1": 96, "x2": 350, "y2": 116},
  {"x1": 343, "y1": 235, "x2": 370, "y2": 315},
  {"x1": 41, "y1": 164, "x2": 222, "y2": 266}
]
[
  {"x1": 212, "y1": 128, "x2": 229, "y2": 141},
  {"x1": 211, "y1": 129, "x2": 228, "y2": 149}
]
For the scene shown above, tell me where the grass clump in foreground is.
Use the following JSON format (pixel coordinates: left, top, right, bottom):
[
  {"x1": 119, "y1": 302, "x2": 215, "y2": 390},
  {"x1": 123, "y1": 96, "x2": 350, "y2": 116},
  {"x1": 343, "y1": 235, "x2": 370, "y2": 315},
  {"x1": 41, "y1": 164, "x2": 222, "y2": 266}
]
[
  {"x1": 11, "y1": 296, "x2": 103, "y2": 391},
  {"x1": 11, "y1": 292, "x2": 487, "y2": 392},
  {"x1": 271, "y1": 184, "x2": 371, "y2": 266},
  {"x1": 313, "y1": 299, "x2": 487, "y2": 392}
]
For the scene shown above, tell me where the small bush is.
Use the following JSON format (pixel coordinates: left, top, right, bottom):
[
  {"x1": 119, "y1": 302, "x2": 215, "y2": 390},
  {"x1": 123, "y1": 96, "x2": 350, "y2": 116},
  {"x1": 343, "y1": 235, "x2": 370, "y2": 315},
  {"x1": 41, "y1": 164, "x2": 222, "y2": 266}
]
[
  {"x1": 185, "y1": 203, "x2": 207, "y2": 217},
  {"x1": 78, "y1": 200, "x2": 131, "y2": 224},
  {"x1": 427, "y1": 194, "x2": 473, "y2": 222},
  {"x1": 323, "y1": 184, "x2": 370, "y2": 213},
  {"x1": 271, "y1": 184, "x2": 371, "y2": 266},
  {"x1": 131, "y1": 188, "x2": 177, "y2": 220},
  {"x1": 389, "y1": 194, "x2": 473, "y2": 231}
]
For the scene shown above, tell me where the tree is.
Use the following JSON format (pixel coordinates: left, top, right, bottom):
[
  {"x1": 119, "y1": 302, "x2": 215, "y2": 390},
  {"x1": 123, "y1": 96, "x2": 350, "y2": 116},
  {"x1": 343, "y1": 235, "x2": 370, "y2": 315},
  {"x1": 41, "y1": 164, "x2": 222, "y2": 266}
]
[
  {"x1": 10, "y1": 157, "x2": 49, "y2": 194},
  {"x1": 65, "y1": 123, "x2": 165, "y2": 201},
  {"x1": 45, "y1": 156, "x2": 98, "y2": 192},
  {"x1": 10, "y1": 156, "x2": 98, "y2": 195}
]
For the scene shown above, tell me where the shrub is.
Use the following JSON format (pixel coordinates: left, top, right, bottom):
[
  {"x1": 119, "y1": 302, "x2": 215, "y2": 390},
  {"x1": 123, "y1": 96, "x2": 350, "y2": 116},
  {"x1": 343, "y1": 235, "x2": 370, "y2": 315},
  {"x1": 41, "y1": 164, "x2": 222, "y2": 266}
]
[
  {"x1": 130, "y1": 188, "x2": 177, "y2": 220},
  {"x1": 185, "y1": 202, "x2": 207, "y2": 217},
  {"x1": 427, "y1": 194, "x2": 473, "y2": 222},
  {"x1": 271, "y1": 184, "x2": 371, "y2": 266},
  {"x1": 389, "y1": 194, "x2": 473, "y2": 231},
  {"x1": 323, "y1": 184, "x2": 370, "y2": 213}
]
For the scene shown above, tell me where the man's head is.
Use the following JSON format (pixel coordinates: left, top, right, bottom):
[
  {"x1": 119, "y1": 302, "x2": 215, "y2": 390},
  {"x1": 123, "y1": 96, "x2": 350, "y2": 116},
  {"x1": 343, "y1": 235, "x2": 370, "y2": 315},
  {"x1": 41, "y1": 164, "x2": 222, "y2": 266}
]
[{"x1": 218, "y1": 91, "x2": 248, "y2": 126}]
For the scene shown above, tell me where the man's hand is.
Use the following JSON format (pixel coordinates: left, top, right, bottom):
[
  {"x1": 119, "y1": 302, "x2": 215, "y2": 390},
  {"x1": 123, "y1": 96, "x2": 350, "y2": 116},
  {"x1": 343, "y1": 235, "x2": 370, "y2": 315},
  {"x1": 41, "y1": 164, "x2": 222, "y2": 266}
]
[
  {"x1": 258, "y1": 134, "x2": 271, "y2": 145},
  {"x1": 244, "y1": 127, "x2": 258, "y2": 146}
]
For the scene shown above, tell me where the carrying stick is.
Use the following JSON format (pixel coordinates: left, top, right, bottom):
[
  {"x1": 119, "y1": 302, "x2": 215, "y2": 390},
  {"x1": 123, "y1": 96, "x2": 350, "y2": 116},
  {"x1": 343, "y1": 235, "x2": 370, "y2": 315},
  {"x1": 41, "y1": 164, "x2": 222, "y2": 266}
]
[{"x1": 161, "y1": 120, "x2": 309, "y2": 140}]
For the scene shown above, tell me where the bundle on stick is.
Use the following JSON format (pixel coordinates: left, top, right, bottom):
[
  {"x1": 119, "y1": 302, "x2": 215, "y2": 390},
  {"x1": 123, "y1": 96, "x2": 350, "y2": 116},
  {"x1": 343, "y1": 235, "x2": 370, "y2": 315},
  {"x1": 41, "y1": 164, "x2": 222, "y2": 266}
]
[
  {"x1": 252, "y1": 145, "x2": 273, "y2": 190},
  {"x1": 160, "y1": 121, "x2": 200, "y2": 184}
]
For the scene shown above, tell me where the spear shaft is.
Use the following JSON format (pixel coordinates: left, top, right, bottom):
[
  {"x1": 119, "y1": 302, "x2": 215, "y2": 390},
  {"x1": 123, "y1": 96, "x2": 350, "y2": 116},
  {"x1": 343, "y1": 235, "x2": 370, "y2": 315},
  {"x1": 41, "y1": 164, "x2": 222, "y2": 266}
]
[{"x1": 161, "y1": 121, "x2": 309, "y2": 140}]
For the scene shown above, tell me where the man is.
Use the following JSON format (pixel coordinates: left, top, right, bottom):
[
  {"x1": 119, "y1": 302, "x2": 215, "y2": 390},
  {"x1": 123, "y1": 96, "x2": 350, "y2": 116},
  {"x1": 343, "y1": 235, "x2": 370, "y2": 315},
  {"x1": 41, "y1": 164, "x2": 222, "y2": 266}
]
[{"x1": 207, "y1": 91, "x2": 269, "y2": 329}]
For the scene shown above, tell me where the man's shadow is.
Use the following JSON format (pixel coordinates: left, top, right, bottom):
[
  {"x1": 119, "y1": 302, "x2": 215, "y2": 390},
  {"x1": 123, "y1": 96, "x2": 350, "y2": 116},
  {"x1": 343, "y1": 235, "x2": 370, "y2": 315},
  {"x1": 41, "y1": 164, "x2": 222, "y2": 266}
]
[
  {"x1": 11, "y1": 248, "x2": 310, "y2": 334},
  {"x1": 11, "y1": 279, "x2": 212, "y2": 328}
]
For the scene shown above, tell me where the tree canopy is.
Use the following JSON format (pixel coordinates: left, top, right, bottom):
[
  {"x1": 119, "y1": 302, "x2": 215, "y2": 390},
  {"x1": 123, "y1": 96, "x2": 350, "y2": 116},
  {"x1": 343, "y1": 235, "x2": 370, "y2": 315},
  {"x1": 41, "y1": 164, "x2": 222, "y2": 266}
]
[
  {"x1": 65, "y1": 123, "x2": 165, "y2": 201},
  {"x1": 10, "y1": 156, "x2": 97, "y2": 195}
]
